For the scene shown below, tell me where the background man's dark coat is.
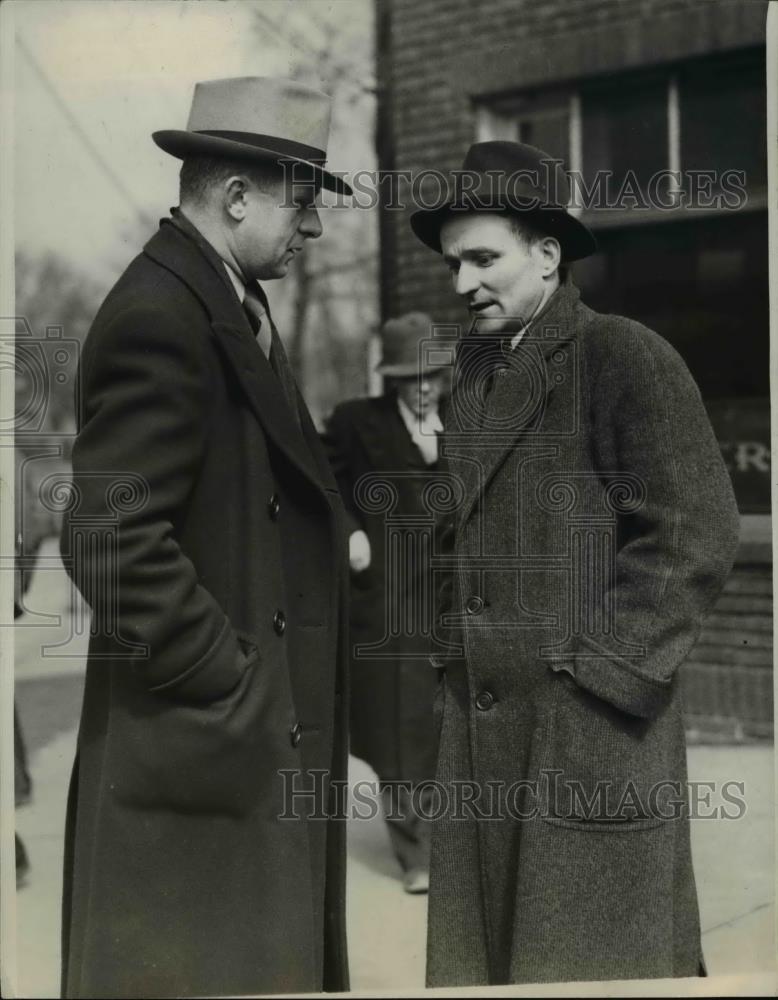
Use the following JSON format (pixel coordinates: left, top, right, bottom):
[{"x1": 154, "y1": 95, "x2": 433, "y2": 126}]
[
  {"x1": 323, "y1": 394, "x2": 437, "y2": 784},
  {"x1": 426, "y1": 277, "x2": 740, "y2": 987},
  {"x1": 60, "y1": 218, "x2": 349, "y2": 998}
]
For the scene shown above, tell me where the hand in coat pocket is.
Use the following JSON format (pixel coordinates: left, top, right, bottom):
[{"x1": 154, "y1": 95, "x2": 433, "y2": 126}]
[
  {"x1": 540, "y1": 670, "x2": 676, "y2": 831},
  {"x1": 108, "y1": 634, "x2": 293, "y2": 819}
]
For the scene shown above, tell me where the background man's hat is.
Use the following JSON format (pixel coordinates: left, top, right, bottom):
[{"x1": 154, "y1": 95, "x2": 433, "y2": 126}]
[
  {"x1": 410, "y1": 141, "x2": 595, "y2": 261},
  {"x1": 375, "y1": 313, "x2": 446, "y2": 377},
  {"x1": 153, "y1": 76, "x2": 352, "y2": 196}
]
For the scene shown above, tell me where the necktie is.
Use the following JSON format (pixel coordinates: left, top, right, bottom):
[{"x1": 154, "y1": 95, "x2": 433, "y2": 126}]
[
  {"x1": 243, "y1": 287, "x2": 302, "y2": 431},
  {"x1": 461, "y1": 335, "x2": 509, "y2": 427},
  {"x1": 268, "y1": 326, "x2": 303, "y2": 432},
  {"x1": 243, "y1": 287, "x2": 272, "y2": 357}
]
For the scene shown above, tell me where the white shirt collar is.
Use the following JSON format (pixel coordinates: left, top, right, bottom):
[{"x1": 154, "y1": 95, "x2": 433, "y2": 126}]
[
  {"x1": 396, "y1": 395, "x2": 443, "y2": 434},
  {"x1": 509, "y1": 280, "x2": 561, "y2": 350},
  {"x1": 509, "y1": 326, "x2": 528, "y2": 351},
  {"x1": 224, "y1": 263, "x2": 269, "y2": 327},
  {"x1": 223, "y1": 261, "x2": 247, "y2": 304}
]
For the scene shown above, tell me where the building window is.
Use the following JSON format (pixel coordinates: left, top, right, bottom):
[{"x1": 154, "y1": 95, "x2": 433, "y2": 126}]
[
  {"x1": 473, "y1": 51, "x2": 768, "y2": 515},
  {"x1": 679, "y1": 59, "x2": 766, "y2": 196},
  {"x1": 474, "y1": 50, "x2": 766, "y2": 223},
  {"x1": 476, "y1": 95, "x2": 571, "y2": 168},
  {"x1": 580, "y1": 80, "x2": 668, "y2": 198}
]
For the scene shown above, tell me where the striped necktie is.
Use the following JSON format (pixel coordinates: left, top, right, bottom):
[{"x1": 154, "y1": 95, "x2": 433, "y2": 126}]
[
  {"x1": 243, "y1": 287, "x2": 302, "y2": 431},
  {"x1": 243, "y1": 286, "x2": 272, "y2": 358}
]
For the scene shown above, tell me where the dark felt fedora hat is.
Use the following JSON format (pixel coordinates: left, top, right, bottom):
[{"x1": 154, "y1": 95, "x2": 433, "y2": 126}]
[
  {"x1": 153, "y1": 76, "x2": 352, "y2": 196},
  {"x1": 376, "y1": 312, "x2": 447, "y2": 378},
  {"x1": 410, "y1": 141, "x2": 595, "y2": 261}
]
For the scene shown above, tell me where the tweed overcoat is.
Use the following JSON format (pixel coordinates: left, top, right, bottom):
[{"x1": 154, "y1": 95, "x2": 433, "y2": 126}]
[
  {"x1": 323, "y1": 394, "x2": 438, "y2": 784},
  {"x1": 60, "y1": 217, "x2": 350, "y2": 998},
  {"x1": 426, "y1": 276, "x2": 739, "y2": 987}
]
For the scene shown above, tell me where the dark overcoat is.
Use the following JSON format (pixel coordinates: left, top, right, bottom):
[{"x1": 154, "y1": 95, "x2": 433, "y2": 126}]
[
  {"x1": 427, "y1": 276, "x2": 739, "y2": 987},
  {"x1": 60, "y1": 217, "x2": 350, "y2": 998},
  {"x1": 323, "y1": 394, "x2": 438, "y2": 784}
]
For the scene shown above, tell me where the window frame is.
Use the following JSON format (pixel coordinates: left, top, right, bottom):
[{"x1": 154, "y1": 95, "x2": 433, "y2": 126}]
[{"x1": 473, "y1": 50, "x2": 767, "y2": 230}]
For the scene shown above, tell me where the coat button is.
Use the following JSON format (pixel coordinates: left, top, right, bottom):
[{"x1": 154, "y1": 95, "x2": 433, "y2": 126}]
[
  {"x1": 465, "y1": 595, "x2": 484, "y2": 615},
  {"x1": 273, "y1": 610, "x2": 286, "y2": 635},
  {"x1": 290, "y1": 722, "x2": 302, "y2": 747},
  {"x1": 268, "y1": 494, "x2": 280, "y2": 519},
  {"x1": 475, "y1": 690, "x2": 494, "y2": 711}
]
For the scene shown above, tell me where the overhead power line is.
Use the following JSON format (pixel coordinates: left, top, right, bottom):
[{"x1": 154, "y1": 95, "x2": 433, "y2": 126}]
[{"x1": 17, "y1": 34, "x2": 154, "y2": 226}]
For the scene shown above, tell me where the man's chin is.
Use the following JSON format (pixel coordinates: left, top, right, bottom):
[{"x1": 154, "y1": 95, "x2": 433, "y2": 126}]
[{"x1": 258, "y1": 261, "x2": 291, "y2": 280}]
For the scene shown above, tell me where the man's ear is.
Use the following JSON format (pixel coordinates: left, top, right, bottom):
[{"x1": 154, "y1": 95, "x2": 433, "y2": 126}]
[
  {"x1": 538, "y1": 235, "x2": 562, "y2": 277},
  {"x1": 224, "y1": 175, "x2": 250, "y2": 222}
]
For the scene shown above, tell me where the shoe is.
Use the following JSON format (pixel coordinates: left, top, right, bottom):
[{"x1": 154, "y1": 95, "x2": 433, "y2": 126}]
[{"x1": 403, "y1": 867, "x2": 429, "y2": 894}]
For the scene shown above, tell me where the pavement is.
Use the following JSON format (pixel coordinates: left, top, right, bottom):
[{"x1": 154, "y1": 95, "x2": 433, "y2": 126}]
[{"x1": 6, "y1": 540, "x2": 777, "y2": 997}]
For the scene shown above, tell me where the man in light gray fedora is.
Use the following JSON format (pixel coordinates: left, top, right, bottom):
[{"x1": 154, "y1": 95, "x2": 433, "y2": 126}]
[
  {"x1": 60, "y1": 77, "x2": 352, "y2": 997},
  {"x1": 324, "y1": 313, "x2": 448, "y2": 895}
]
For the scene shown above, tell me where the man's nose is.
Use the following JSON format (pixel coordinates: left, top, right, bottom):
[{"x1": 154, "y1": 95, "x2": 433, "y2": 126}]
[
  {"x1": 300, "y1": 205, "x2": 323, "y2": 239},
  {"x1": 454, "y1": 264, "x2": 478, "y2": 297}
]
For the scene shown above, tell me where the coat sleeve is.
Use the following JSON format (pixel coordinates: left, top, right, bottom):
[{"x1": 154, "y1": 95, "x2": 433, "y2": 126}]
[
  {"x1": 61, "y1": 303, "x2": 251, "y2": 702},
  {"x1": 320, "y1": 405, "x2": 364, "y2": 537},
  {"x1": 556, "y1": 322, "x2": 740, "y2": 719}
]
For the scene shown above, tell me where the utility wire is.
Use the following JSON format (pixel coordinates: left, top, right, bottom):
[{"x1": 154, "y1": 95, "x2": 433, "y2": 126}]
[
  {"x1": 251, "y1": 7, "x2": 375, "y2": 94},
  {"x1": 17, "y1": 34, "x2": 154, "y2": 227}
]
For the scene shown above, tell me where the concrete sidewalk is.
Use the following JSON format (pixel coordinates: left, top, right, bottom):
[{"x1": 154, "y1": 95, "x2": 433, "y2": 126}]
[
  {"x1": 8, "y1": 540, "x2": 776, "y2": 996},
  {"x1": 9, "y1": 724, "x2": 775, "y2": 997}
]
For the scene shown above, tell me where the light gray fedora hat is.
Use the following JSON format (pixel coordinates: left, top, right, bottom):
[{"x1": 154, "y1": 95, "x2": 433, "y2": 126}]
[
  {"x1": 153, "y1": 76, "x2": 352, "y2": 195},
  {"x1": 376, "y1": 312, "x2": 448, "y2": 377}
]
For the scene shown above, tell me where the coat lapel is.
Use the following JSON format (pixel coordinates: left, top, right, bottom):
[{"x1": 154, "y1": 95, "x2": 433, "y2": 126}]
[
  {"x1": 143, "y1": 219, "x2": 329, "y2": 494},
  {"x1": 444, "y1": 276, "x2": 581, "y2": 525}
]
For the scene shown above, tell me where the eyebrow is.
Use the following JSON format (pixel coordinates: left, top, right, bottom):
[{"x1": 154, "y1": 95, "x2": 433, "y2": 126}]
[{"x1": 442, "y1": 247, "x2": 499, "y2": 264}]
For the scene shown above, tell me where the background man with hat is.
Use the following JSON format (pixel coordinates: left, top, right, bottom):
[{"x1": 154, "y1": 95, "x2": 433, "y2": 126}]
[
  {"x1": 323, "y1": 313, "x2": 448, "y2": 894},
  {"x1": 411, "y1": 141, "x2": 740, "y2": 986},
  {"x1": 60, "y1": 77, "x2": 351, "y2": 997}
]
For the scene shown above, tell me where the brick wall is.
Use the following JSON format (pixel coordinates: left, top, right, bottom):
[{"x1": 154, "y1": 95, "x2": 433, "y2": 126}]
[
  {"x1": 378, "y1": 0, "x2": 768, "y2": 324},
  {"x1": 683, "y1": 560, "x2": 773, "y2": 741},
  {"x1": 377, "y1": 0, "x2": 772, "y2": 740}
]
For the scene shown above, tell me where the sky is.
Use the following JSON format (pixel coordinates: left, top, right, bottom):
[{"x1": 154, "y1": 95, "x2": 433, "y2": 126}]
[{"x1": 12, "y1": 0, "x2": 371, "y2": 284}]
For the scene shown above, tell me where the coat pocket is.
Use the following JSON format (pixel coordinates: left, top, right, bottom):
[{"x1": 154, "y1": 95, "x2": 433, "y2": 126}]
[
  {"x1": 539, "y1": 671, "x2": 679, "y2": 832},
  {"x1": 108, "y1": 634, "x2": 295, "y2": 819}
]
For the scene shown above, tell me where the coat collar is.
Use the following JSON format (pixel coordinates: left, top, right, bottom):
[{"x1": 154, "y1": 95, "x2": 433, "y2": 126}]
[
  {"x1": 444, "y1": 273, "x2": 581, "y2": 522},
  {"x1": 142, "y1": 214, "x2": 336, "y2": 495}
]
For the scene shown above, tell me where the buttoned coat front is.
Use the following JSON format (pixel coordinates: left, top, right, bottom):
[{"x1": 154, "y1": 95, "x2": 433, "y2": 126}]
[
  {"x1": 426, "y1": 277, "x2": 739, "y2": 987},
  {"x1": 60, "y1": 218, "x2": 349, "y2": 998}
]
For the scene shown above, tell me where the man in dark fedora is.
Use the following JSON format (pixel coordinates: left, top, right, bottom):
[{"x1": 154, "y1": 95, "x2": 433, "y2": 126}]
[
  {"x1": 410, "y1": 141, "x2": 740, "y2": 986},
  {"x1": 323, "y1": 313, "x2": 448, "y2": 894},
  {"x1": 60, "y1": 77, "x2": 351, "y2": 998}
]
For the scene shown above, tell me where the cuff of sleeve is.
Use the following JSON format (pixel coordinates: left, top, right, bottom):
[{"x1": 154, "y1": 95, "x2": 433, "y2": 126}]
[{"x1": 149, "y1": 620, "x2": 252, "y2": 702}]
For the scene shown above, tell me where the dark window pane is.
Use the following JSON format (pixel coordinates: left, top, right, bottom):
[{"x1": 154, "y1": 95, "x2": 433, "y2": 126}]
[
  {"x1": 581, "y1": 83, "x2": 667, "y2": 196},
  {"x1": 518, "y1": 112, "x2": 569, "y2": 169},
  {"x1": 680, "y1": 61, "x2": 766, "y2": 195},
  {"x1": 572, "y1": 212, "x2": 768, "y2": 399}
]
